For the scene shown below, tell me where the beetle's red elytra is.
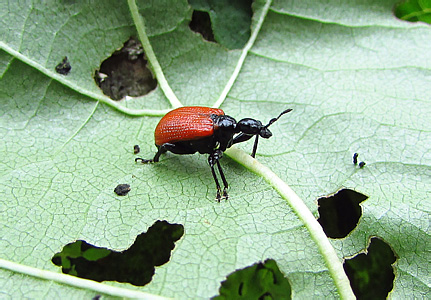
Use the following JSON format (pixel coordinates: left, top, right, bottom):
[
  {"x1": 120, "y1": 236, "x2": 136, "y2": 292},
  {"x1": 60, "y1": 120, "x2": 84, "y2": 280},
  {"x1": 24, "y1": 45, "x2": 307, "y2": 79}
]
[
  {"x1": 154, "y1": 107, "x2": 225, "y2": 145},
  {"x1": 136, "y1": 106, "x2": 292, "y2": 201}
]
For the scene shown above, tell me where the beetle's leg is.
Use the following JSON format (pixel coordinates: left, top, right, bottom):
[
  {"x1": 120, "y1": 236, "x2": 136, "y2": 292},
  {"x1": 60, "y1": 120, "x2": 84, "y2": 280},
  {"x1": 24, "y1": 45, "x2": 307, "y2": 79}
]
[
  {"x1": 135, "y1": 144, "x2": 169, "y2": 163},
  {"x1": 135, "y1": 157, "x2": 152, "y2": 163},
  {"x1": 232, "y1": 132, "x2": 260, "y2": 158},
  {"x1": 215, "y1": 159, "x2": 229, "y2": 199},
  {"x1": 251, "y1": 135, "x2": 259, "y2": 158},
  {"x1": 232, "y1": 132, "x2": 254, "y2": 145},
  {"x1": 210, "y1": 150, "x2": 228, "y2": 200},
  {"x1": 208, "y1": 152, "x2": 223, "y2": 201}
]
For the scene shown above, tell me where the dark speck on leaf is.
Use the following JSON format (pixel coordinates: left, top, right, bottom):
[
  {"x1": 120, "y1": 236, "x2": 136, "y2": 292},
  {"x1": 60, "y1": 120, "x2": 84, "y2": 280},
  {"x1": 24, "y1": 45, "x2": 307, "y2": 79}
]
[
  {"x1": 353, "y1": 153, "x2": 358, "y2": 164},
  {"x1": 55, "y1": 56, "x2": 72, "y2": 75},
  {"x1": 134, "y1": 145, "x2": 140, "y2": 154},
  {"x1": 114, "y1": 184, "x2": 131, "y2": 196}
]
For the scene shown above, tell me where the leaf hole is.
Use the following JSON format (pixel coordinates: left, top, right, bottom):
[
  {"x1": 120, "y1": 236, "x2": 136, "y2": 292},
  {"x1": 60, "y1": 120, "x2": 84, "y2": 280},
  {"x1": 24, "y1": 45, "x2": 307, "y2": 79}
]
[
  {"x1": 317, "y1": 188, "x2": 368, "y2": 238},
  {"x1": 94, "y1": 37, "x2": 157, "y2": 100},
  {"x1": 393, "y1": 0, "x2": 431, "y2": 24},
  {"x1": 55, "y1": 56, "x2": 72, "y2": 75},
  {"x1": 344, "y1": 237, "x2": 397, "y2": 299},
  {"x1": 213, "y1": 259, "x2": 291, "y2": 299},
  {"x1": 188, "y1": 0, "x2": 253, "y2": 49},
  {"x1": 189, "y1": 10, "x2": 216, "y2": 43},
  {"x1": 52, "y1": 220, "x2": 184, "y2": 286}
]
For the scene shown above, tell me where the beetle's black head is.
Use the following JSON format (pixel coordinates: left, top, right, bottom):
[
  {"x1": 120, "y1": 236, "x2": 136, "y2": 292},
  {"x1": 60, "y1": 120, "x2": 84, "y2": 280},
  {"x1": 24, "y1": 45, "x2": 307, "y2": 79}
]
[
  {"x1": 236, "y1": 118, "x2": 272, "y2": 139},
  {"x1": 233, "y1": 108, "x2": 293, "y2": 158},
  {"x1": 259, "y1": 127, "x2": 272, "y2": 138}
]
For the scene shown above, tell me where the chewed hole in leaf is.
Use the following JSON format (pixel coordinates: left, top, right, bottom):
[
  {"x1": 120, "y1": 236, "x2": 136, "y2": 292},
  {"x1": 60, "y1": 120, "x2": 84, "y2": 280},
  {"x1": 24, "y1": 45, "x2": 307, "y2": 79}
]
[
  {"x1": 94, "y1": 37, "x2": 157, "y2": 100},
  {"x1": 394, "y1": 0, "x2": 431, "y2": 24},
  {"x1": 212, "y1": 259, "x2": 292, "y2": 300},
  {"x1": 344, "y1": 237, "x2": 397, "y2": 300},
  {"x1": 317, "y1": 189, "x2": 368, "y2": 238},
  {"x1": 189, "y1": 10, "x2": 216, "y2": 42},
  {"x1": 52, "y1": 220, "x2": 184, "y2": 286},
  {"x1": 55, "y1": 56, "x2": 72, "y2": 75},
  {"x1": 188, "y1": 0, "x2": 252, "y2": 49}
]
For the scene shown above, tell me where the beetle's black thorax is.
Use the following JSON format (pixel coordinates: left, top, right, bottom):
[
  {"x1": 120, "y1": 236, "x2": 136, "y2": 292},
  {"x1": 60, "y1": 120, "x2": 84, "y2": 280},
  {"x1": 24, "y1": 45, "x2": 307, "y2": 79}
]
[{"x1": 211, "y1": 114, "x2": 237, "y2": 152}]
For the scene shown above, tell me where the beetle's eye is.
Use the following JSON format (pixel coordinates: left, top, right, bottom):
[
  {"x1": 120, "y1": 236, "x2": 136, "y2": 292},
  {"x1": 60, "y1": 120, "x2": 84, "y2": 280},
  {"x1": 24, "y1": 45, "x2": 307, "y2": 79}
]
[{"x1": 260, "y1": 128, "x2": 272, "y2": 138}]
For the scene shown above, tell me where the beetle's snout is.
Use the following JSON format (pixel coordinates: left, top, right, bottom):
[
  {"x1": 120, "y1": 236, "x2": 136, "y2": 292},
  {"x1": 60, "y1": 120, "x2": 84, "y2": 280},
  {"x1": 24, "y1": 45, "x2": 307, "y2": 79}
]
[{"x1": 259, "y1": 128, "x2": 272, "y2": 138}]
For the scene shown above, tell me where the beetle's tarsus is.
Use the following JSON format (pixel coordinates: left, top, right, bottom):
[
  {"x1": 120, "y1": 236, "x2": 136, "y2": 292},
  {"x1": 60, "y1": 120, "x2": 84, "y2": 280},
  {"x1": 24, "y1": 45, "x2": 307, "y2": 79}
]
[
  {"x1": 216, "y1": 188, "x2": 222, "y2": 202},
  {"x1": 222, "y1": 188, "x2": 229, "y2": 200},
  {"x1": 135, "y1": 157, "x2": 154, "y2": 163}
]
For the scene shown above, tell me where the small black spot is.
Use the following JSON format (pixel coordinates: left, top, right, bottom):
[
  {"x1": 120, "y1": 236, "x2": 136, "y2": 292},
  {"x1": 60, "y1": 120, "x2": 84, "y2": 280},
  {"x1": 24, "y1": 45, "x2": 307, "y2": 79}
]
[
  {"x1": 92, "y1": 296, "x2": 101, "y2": 300},
  {"x1": 114, "y1": 184, "x2": 131, "y2": 196},
  {"x1": 359, "y1": 161, "x2": 366, "y2": 168},
  {"x1": 134, "y1": 144, "x2": 140, "y2": 154},
  {"x1": 95, "y1": 38, "x2": 157, "y2": 100},
  {"x1": 189, "y1": 10, "x2": 215, "y2": 42},
  {"x1": 317, "y1": 189, "x2": 368, "y2": 238},
  {"x1": 55, "y1": 57, "x2": 72, "y2": 75},
  {"x1": 344, "y1": 237, "x2": 397, "y2": 299},
  {"x1": 353, "y1": 153, "x2": 358, "y2": 165},
  {"x1": 52, "y1": 220, "x2": 184, "y2": 286},
  {"x1": 238, "y1": 282, "x2": 243, "y2": 296}
]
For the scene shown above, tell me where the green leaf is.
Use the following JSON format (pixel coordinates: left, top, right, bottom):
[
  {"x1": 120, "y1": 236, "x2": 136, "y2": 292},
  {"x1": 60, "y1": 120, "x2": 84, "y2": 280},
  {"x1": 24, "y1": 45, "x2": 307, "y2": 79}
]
[
  {"x1": 213, "y1": 259, "x2": 292, "y2": 299},
  {"x1": 1, "y1": 0, "x2": 430, "y2": 299},
  {"x1": 394, "y1": 0, "x2": 431, "y2": 23}
]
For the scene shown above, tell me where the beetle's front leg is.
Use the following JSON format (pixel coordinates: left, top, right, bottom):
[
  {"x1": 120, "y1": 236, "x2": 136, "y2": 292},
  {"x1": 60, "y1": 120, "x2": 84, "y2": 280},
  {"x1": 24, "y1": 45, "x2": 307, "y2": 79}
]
[
  {"x1": 232, "y1": 132, "x2": 254, "y2": 145},
  {"x1": 135, "y1": 144, "x2": 170, "y2": 163}
]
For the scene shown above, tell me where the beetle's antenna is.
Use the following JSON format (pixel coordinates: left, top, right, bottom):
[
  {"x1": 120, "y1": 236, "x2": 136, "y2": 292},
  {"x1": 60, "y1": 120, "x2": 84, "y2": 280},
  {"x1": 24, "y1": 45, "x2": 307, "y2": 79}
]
[
  {"x1": 264, "y1": 108, "x2": 292, "y2": 128},
  {"x1": 251, "y1": 108, "x2": 292, "y2": 158}
]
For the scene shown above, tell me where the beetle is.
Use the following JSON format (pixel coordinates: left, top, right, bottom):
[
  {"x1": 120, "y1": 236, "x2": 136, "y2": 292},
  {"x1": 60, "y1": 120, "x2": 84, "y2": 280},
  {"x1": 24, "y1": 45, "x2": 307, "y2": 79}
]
[{"x1": 136, "y1": 106, "x2": 292, "y2": 201}]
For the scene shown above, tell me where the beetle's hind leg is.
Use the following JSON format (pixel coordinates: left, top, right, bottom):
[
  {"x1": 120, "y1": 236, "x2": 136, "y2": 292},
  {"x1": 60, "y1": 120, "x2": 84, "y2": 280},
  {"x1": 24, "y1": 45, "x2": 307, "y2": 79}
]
[
  {"x1": 208, "y1": 150, "x2": 228, "y2": 201},
  {"x1": 216, "y1": 159, "x2": 228, "y2": 199},
  {"x1": 135, "y1": 144, "x2": 168, "y2": 163},
  {"x1": 209, "y1": 162, "x2": 222, "y2": 201}
]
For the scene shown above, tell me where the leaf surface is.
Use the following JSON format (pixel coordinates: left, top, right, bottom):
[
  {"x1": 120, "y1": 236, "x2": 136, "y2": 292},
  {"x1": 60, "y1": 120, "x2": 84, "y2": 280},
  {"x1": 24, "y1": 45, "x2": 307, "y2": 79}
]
[{"x1": 1, "y1": 0, "x2": 430, "y2": 298}]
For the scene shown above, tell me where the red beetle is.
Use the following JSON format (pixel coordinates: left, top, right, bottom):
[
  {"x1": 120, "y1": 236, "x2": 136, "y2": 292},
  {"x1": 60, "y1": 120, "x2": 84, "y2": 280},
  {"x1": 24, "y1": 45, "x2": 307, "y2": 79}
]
[{"x1": 136, "y1": 106, "x2": 292, "y2": 201}]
